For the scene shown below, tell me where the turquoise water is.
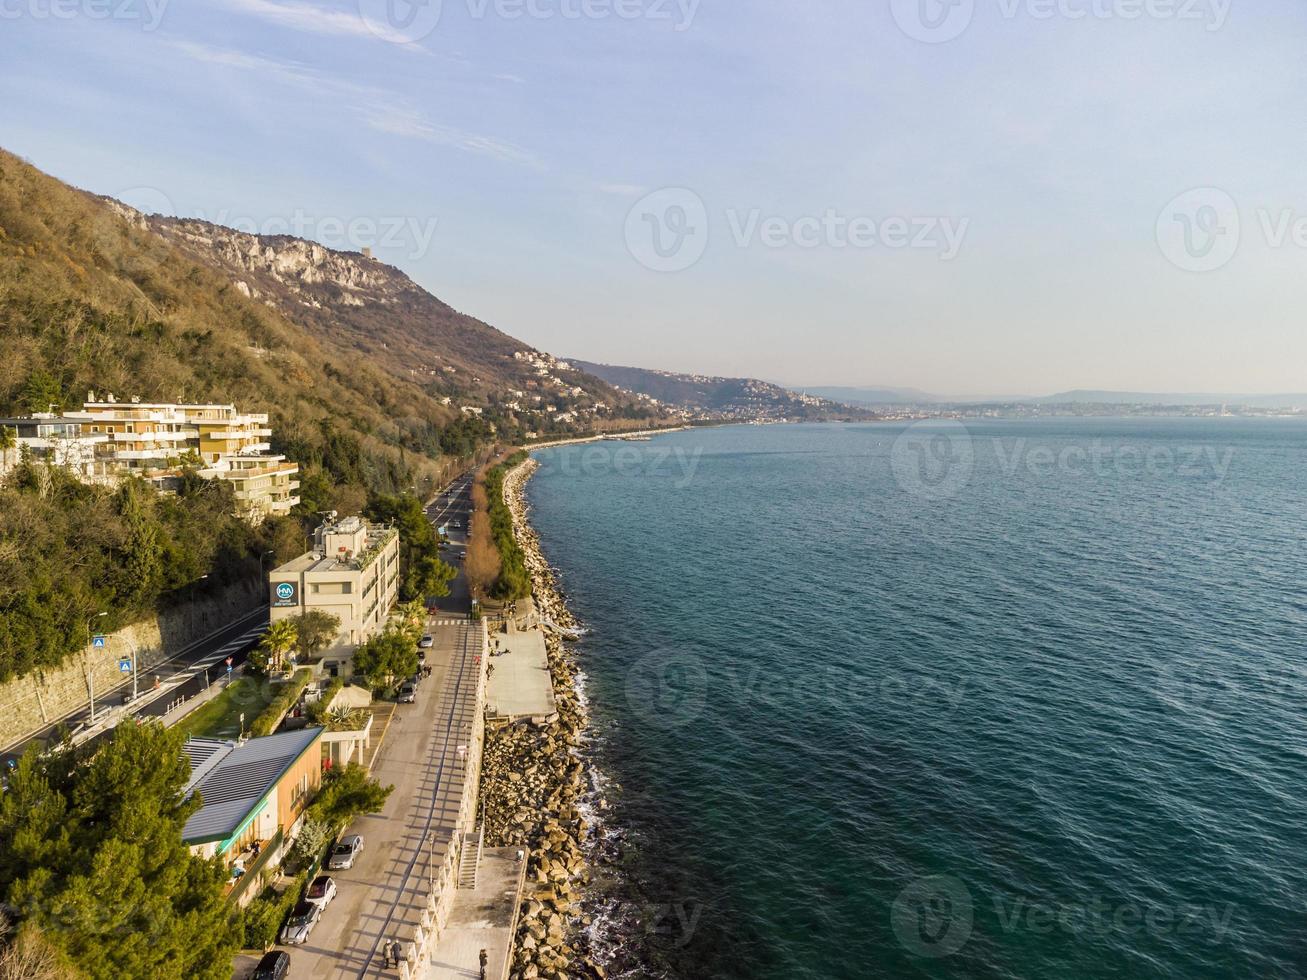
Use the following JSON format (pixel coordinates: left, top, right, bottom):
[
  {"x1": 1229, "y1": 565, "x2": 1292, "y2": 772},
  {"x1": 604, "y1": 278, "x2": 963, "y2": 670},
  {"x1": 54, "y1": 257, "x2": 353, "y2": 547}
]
[{"x1": 527, "y1": 420, "x2": 1307, "y2": 980}]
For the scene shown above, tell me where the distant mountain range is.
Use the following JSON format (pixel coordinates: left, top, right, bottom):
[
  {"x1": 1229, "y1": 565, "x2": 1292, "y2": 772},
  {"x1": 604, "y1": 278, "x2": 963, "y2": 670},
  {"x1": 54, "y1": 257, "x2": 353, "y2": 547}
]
[
  {"x1": 571, "y1": 361, "x2": 875, "y2": 421},
  {"x1": 791, "y1": 385, "x2": 1307, "y2": 410}
]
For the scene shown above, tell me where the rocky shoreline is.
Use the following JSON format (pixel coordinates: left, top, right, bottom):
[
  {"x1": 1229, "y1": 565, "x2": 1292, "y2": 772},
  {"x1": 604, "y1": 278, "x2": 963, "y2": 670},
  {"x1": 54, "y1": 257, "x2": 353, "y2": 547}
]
[{"x1": 480, "y1": 457, "x2": 608, "y2": 980}]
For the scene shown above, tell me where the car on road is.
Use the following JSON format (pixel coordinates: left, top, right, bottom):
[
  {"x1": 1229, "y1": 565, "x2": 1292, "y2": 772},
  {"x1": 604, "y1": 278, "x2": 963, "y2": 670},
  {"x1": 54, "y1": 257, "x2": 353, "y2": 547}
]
[
  {"x1": 251, "y1": 950, "x2": 290, "y2": 980},
  {"x1": 327, "y1": 834, "x2": 364, "y2": 870},
  {"x1": 419, "y1": 635, "x2": 434, "y2": 649},
  {"x1": 305, "y1": 875, "x2": 336, "y2": 910},
  {"x1": 398, "y1": 682, "x2": 417, "y2": 704},
  {"x1": 417, "y1": 649, "x2": 426, "y2": 663},
  {"x1": 279, "y1": 900, "x2": 321, "y2": 946}
]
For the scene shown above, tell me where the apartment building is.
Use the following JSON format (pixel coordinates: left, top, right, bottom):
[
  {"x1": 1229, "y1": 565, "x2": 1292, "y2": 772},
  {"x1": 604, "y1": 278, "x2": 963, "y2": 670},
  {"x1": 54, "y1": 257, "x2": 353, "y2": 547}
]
[
  {"x1": 0, "y1": 415, "x2": 112, "y2": 482},
  {"x1": 268, "y1": 514, "x2": 401, "y2": 651},
  {"x1": 61, "y1": 395, "x2": 300, "y2": 521}
]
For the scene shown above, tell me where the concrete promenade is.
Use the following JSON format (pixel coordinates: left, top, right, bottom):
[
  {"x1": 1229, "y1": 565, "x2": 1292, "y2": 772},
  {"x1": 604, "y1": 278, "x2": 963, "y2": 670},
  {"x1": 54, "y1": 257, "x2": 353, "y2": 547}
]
[
  {"x1": 286, "y1": 617, "x2": 485, "y2": 979},
  {"x1": 423, "y1": 849, "x2": 526, "y2": 980},
  {"x1": 485, "y1": 629, "x2": 555, "y2": 723}
]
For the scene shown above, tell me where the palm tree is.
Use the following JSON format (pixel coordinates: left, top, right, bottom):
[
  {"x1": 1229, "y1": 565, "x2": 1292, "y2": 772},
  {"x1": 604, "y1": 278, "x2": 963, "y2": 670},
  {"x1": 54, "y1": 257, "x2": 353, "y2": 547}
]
[{"x1": 254, "y1": 619, "x2": 299, "y2": 676}]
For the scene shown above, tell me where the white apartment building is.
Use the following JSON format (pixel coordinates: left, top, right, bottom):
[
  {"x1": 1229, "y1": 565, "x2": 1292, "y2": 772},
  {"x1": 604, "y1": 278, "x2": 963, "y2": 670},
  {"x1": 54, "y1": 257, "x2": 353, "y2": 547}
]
[
  {"x1": 60, "y1": 395, "x2": 300, "y2": 521},
  {"x1": 0, "y1": 415, "x2": 111, "y2": 482}
]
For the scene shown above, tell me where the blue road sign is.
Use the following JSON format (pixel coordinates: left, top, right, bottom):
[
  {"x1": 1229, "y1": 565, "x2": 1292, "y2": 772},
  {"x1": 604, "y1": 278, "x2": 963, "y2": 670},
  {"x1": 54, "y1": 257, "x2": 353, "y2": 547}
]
[
  {"x1": 92, "y1": 635, "x2": 107, "y2": 649},
  {"x1": 118, "y1": 659, "x2": 132, "y2": 673}
]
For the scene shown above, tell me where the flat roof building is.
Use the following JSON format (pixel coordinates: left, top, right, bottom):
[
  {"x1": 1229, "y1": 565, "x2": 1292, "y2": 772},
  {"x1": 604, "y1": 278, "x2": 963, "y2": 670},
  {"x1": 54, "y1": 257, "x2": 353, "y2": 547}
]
[
  {"x1": 182, "y1": 727, "x2": 324, "y2": 904},
  {"x1": 268, "y1": 514, "x2": 401, "y2": 651}
]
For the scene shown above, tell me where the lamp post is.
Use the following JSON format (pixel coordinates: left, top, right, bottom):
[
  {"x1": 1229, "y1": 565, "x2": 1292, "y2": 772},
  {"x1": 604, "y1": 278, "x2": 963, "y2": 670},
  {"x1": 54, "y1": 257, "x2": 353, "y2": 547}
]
[{"x1": 86, "y1": 611, "x2": 107, "y2": 723}]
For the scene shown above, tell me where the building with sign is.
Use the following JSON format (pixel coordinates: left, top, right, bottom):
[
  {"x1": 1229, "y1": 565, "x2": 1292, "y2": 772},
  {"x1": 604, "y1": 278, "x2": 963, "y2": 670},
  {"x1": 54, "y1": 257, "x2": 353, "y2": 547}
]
[{"x1": 267, "y1": 514, "x2": 401, "y2": 653}]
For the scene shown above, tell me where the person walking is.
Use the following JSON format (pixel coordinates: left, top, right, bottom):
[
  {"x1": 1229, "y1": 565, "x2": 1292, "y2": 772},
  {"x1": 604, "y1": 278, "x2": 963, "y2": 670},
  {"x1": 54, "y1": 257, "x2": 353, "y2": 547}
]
[{"x1": 479, "y1": 948, "x2": 488, "y2": 980}]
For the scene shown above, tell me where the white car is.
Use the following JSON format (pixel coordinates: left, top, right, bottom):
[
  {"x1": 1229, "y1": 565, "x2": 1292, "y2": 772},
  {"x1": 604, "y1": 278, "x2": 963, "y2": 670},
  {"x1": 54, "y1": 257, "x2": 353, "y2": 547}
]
[
  {"x1": 305, "y1": 874, "x2": 336, "y2": 910},
  {"x1": 327, "y1": 834, "x2": 364, "y2": 870},
  {"x1": 419, "y1": 635, "x2": 435, "y2": 649}
]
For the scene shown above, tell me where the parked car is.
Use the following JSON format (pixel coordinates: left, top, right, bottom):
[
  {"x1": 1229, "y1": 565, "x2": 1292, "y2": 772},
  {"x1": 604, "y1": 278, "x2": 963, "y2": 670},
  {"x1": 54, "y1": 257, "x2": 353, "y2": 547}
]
[
  {"x1": 417, "y1": 649, "x2": 426, "y2": 663},
  {"x1": 419, "y1": 635, "x2": 435, "y2": 649},
  {"x1": 328, "y1": 834, "x2": 364, "y2": 870},
  {"x1": 398, "y1": 683, "x2": 417, "y2": 704},
  {"x1": 251, "y1": 950, "x2": 290, "y2": 980},
  {"x1": 279, "y1": 901, "x2": 321, "y2": 946},
  {"x1": 305, "y1": 875, "x2": 337, "y2": 910}
]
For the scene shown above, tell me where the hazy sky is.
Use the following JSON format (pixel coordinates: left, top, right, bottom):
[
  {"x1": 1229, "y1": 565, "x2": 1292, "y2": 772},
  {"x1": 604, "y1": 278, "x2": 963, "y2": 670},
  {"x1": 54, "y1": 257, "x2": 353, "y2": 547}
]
[{"x1": 3, "y1": 0, "x2": 1306, "y2": 395}]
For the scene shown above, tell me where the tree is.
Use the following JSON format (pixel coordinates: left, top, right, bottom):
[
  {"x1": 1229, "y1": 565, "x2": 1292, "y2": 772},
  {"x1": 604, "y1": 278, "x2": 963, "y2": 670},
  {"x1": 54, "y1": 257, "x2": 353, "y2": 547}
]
[
  {"x1": 306, "y1": 764, "x2": 393, "y2": 831},
  {"x1": 289, "y1": 610, "x2": 340, "y2": 661},
  {"x1": 0, "y1": 427, "x2": 16, "y2": 478},
  {"x1": 365, "y1": 494, "x2": 456, "y2": 602},
  {"x1": 350, "y1": 628, "x2": 417, "y2": 691},
  {"x1": 0, "y1": 915, "x2": 78, "y2": 980},
  {"x1": 0, "y1": 724, "x2": 240, "y2": 980},
  {"x1": 250, "y1": 619, "x2": 298, "y2": 676},
  {"x1": 290, "y1": 819, "x2": 331, "y2": 866}
]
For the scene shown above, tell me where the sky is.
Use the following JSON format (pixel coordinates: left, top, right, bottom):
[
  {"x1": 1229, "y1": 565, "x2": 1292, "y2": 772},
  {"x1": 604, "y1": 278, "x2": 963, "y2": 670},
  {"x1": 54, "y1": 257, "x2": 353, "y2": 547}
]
[{"x1": 2, "y1": 0, "x2": 1306, "y2": 396}]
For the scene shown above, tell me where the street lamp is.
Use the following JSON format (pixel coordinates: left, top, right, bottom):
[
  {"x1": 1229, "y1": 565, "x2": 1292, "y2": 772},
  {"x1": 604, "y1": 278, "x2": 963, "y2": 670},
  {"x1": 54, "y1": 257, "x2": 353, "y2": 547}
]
[{"x1": 86, "y1": 612, "x2": 107, "y2": 723}]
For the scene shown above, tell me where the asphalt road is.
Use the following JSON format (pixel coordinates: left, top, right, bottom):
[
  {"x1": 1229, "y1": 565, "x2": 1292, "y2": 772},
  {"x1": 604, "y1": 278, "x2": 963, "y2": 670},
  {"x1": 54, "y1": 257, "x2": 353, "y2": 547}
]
[
  {"x1": 1, "y1": 606, "x2": 269, "y2": 767},
  {"x1": 425, "y1": 474, "x2": 474, "y2": 616}
]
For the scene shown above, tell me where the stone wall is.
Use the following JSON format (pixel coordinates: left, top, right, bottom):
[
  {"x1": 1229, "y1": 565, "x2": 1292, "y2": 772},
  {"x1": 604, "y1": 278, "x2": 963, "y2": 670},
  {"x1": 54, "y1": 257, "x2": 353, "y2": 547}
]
[{"x1": 0, "y1": 578, "x2": 264, "y2": 750}]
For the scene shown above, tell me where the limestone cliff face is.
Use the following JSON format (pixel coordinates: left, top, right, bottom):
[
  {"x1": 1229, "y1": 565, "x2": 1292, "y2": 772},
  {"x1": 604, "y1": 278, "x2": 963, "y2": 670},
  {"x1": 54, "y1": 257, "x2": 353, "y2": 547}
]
[{"x1": 151, "y1": 218, "x2": 405, "y2": 310}]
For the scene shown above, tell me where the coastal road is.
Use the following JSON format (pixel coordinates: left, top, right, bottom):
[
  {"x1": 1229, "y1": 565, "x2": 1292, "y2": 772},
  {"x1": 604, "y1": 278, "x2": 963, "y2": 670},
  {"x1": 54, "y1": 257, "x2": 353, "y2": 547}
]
[
  {"x1": 276, "y1": 618, "x2": 482, "y2": 979},
  {"x1": 1, "y1": 606, "x2": 268, "y2": 767},
  {"x1": 425, "y1": 475, "x2": 473, "y2": 617}
]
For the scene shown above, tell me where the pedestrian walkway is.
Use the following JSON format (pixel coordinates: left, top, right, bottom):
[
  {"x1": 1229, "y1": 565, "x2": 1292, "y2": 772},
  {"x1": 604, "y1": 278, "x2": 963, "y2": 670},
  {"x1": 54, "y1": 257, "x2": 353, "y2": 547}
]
[
  {"x1": 288, "y1": 618, "x2": 485, "y2": 979},
  {"x1": 485, "y1": 630, "x2": 555, "y2": 722},
  {"x1": 424, "y1": 849, "x2": 525, "y2": 980}
]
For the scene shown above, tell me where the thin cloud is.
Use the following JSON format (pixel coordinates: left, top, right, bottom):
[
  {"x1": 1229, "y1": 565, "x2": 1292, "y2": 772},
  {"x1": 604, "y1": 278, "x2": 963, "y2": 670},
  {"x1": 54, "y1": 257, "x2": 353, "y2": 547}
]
[
  {"x1": 215, "y1": 0, "x2": 380, "y2": 40},
  {"x1": 169, "y1": 41, "x2": 537, "y2": 166}
]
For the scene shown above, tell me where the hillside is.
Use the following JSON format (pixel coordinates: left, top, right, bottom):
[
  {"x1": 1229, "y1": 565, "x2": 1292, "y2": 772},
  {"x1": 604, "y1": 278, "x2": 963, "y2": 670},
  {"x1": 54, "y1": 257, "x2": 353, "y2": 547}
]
[
  {"x1": 572, "y1": 360, "x2": 874, "y2": 421},
  {"x1": 143, "y1": 215, "x2": 638, "y2": 423},
  {"x1": 0, "y1": 149, "x2": 658, "y2": 680}
]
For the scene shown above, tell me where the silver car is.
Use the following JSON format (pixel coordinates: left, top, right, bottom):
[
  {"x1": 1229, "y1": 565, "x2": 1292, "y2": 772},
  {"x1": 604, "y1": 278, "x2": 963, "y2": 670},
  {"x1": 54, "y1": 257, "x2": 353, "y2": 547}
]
[
  {"x1": 280, "y1": 900, "x2": 321, "y2": 946},
  {"x1": 327, "y1": 834, "x2": 364, "y2": 870}
]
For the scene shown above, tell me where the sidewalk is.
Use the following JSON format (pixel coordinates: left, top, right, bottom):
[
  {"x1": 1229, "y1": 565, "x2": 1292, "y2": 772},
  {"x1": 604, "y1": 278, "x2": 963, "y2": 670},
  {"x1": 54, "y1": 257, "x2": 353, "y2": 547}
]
[{"x1": 424, "y1": 849, "x2": 525, "y2": 980}]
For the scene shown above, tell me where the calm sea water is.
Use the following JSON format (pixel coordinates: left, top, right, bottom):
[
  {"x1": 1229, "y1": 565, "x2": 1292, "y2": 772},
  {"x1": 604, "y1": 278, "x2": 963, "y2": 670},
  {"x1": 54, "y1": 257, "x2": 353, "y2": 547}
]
[{"x1": 527, "y1": 419, "x2": 1307, "y2": 980}]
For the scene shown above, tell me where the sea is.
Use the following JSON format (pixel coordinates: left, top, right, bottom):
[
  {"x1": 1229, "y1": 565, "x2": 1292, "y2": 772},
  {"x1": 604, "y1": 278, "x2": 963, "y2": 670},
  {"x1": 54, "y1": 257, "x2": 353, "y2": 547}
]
[{"x1": 525, "y1": 418, "x2": 1307, "y2": 980}]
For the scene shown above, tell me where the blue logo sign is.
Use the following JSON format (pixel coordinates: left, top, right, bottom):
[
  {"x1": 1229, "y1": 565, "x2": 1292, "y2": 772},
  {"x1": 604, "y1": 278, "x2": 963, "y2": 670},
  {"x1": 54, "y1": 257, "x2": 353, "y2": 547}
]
[
  {"x1": 118, "y1": 659, "x2": 132, "y2": 673},
  {"x1": 274, "y1": 582, "x2": 297, "y2": 607},
  {"x1": 92, "y1": 635, "x2": 106, "y2": 649}
]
